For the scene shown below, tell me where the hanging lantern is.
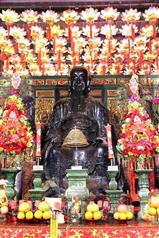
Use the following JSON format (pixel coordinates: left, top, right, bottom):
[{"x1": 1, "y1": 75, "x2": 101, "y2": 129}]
[
  {"x1": 143, "y1": 7, "x2": 159, "y2": 38},
  {"x1": 81, "y1": 8, "x2": 100, "y2": 39},
  {"x1": 61, "y1": 10, "x2": 79, "y2": 42},
  {"x1": 40, "y1": 10, "x2": 60, "y2": 41},
  {"x1": 0, "y1": 9, "x2": 19, "y2": 37},
  {"x1": 121, "y1": 9, "x2": 141, "y2": 40},
  {"x1": 20, "y1": 10, "x2": 39, "y2": 40}
]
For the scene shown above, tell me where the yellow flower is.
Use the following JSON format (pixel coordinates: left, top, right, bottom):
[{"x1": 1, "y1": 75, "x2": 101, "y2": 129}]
[
  {"x1": 143, "y1": 7, "x2": 159, "y2": 23},
  {"x1": 27, "y1": 142, "x2": 32, "y2": 148}
]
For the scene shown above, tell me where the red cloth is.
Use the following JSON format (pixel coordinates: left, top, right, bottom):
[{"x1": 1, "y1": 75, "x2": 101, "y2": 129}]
[{"x1": 0, "y1": 223, "x2": 158, "y2": 238}]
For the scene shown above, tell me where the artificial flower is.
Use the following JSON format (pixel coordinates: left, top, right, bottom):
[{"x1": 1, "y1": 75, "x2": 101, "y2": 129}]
[{"x1": 100, "y1": 7, "x2": 120, "y2": 23}]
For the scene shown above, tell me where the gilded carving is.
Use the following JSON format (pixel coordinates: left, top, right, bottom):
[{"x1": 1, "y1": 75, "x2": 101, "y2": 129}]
[
  {"x1": 118, "y1": 78, "x2": 130, "y2": 84},
  {"x1": 35, "y1": 98, "x2": 54, "y2": 122},
  {"x1": 32, "y1": 80, "x2": 44, "y2": 86},
  {"x1": 92, "y1": 78, "x2": 116, "y2": 84},
  {"x1": 107, "y1": 90, "x2": 118, "y2": 97},
  {"x1": 107, "y1": 98, "x2": 118, "y2": 115}
]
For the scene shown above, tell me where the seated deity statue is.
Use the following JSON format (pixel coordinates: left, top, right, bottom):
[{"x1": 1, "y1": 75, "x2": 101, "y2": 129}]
[{"x1": 43, "y1": 66, "x2": 123, "y2": 195}]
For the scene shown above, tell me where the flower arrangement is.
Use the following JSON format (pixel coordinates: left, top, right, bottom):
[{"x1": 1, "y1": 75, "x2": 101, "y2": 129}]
[
  {"x1": 117, "y1": 75, "x2": 159, "y2": 166},
  {"x1": 0, "y1": 94, "x2": 34, "y2": 155}
]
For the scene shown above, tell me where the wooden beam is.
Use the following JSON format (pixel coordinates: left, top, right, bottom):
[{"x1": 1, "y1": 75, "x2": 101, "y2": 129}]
[{"x1": 0, "y1": 0, "x2": 159, "y2": 10}]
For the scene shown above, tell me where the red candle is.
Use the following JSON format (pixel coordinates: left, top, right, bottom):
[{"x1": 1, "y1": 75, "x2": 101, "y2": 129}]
[
  {"x1": 36, "y1": 121, "x2": 42, "y2": 158},
  {"x1": 106, "y1": 124, "x2": 115, "y2": 160}
]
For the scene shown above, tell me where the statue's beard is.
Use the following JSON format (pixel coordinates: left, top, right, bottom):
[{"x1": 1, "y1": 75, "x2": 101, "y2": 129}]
[{"x1": 71, "y1": 90, "x2": 85, "y2": 113}]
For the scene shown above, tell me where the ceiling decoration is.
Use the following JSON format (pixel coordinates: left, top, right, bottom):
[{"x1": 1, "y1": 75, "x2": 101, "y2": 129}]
[{"x1": 0, "y1": 6, "x2": 159, "y2": 76}]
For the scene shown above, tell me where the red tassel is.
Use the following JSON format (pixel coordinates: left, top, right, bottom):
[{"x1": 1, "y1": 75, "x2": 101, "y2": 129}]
[
  {"x1": 77, "y1": 52, "x2": 80, "y2": 64},
  {"x1": 52, "y1": 38, "x2": 56, "y2": 55},
  {"x1": 38, "y1": 51, "x2": 42, "y2": 70},
  {"x1": 90, "y1": 23, "x2": 93, "y2": 39},
  {"x1": 27, "y1": 24, "x2": 31, "y2": 40},
  {"x1": 149, "y1": 39, "x2": 152, "y2": 54},
  {"x1": 71, "y1": 40, "x2": 75, "y2": 59},
  {"x1": 108, "y1": 39, "x2": 111, "y2": 55},
  {"x1": 42, "y1": 65, "x2": 45, "y2": 75},
  {"x1": 131, "y1": 25, "x2": 135, "y2": 41},
  {"x1": 20, "y1": 52, "x2": 25, "y2": 66},
  {"x1": 6, "y1": 58, "x2": 9, "y2": 71},
  {"x1": 152, "y1": 24, "x2": 157, "y2": 38},
  {"x1": 156, "y1": 57, "x2": 159, "y2": 69},
  {"x1": 68, "y1": 25, "x2": 72, "y2": 42},
  {"x1": 139, "y1": 51, "x2": 143, "y2": 69},
  {"x1": 127, "y1": 38, "x2": 130, "y2": 68},
  {"x1": 133, "y1": 63, "x2": 136, "y2": 74},
  {"x1": 14, "y1": 41, "x2": 19, "y2": 54},
  {"x1": 0, "y1": 51, "x2": 5, "y2": 61},
  {"x1": 117, "y1": 64, "x2": 120, "y2": 74},
  {"x1": 57, "y1": 50, "x2": 61, "y2": 70},
  {"x1": 46, "y1": 25, "x2": 51, "y2": 41},
  {"x1": 6, "y1": 24, "x2": 10, "y2": 38},
  {"x1": 102, "y1": 65, "x2": 106, "y2": 74}
]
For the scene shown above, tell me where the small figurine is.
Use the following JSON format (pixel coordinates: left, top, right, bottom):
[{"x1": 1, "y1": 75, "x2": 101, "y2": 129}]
[
  {"x1": 70, "y1": 195, "x2": 81, "y2": 223},
  {"x1": 0, "y1": 180, "x2": 8, "y2": 207}
]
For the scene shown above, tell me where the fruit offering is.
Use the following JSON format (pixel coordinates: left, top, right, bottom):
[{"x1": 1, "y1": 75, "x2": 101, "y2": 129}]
[
  {"x1": 113, "y1": 204, "x2": 134, "y2": 221},
  {"x1": 85, "y1": 201, "x2": 102, "y2": 221},
  {"x1": 147, "y1": 189, "x2": 159, "y2": 221},
  {"x1": 17, "y1": 201, "x2": 33, "y2": 220},
  {"x1": 34, "y1": 201, "x2": 51, "y2": 220}
]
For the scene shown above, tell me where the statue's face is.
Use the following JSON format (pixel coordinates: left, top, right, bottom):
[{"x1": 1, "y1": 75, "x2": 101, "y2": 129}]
[{"x1": 70, "y1": 67, "x2": 89, "y2": 94}]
